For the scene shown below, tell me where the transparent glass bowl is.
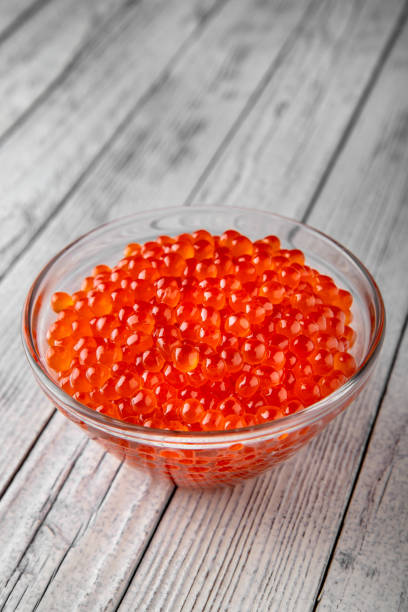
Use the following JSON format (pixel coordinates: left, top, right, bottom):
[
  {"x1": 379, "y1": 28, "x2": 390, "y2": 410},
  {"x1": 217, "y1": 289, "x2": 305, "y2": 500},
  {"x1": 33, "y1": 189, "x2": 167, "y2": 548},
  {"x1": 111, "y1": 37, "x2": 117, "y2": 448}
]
[{"x1": 22, "y1": 207, "x2": 385, "y2": 487}]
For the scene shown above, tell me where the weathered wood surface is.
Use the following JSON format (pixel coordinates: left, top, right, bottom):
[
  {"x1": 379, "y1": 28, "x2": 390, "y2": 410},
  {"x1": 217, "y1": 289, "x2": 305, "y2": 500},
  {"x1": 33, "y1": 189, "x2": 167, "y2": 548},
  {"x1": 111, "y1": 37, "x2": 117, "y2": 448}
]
[
  {"x1": 0, "y1": 0, "x2": 407, "y2": 610},
  {"x1": 120, "y1": 15, "x2": 408, "y2": 612},
  {"x1": 0, "y1": 0, "x2": 129, "y2": 139},
  {"x1": 0, "y1": 417, "x2": 173, "y2": 610},
  {"x1": 0, "y1": 0, "x2": 224, "y2": 279},
  {"x1": 0, "y1": 0, "x2": 311, "y2": 498},
  {"x1": 316, "y1": 320, "x2": 408, "y2": 611}
]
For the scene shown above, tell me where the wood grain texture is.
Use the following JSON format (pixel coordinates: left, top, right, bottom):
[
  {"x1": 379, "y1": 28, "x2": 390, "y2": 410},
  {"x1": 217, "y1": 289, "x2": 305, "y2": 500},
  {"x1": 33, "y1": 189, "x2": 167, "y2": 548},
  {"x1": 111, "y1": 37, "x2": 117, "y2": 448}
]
[
  {"x1": 0, "y1": 0, "x2": 128, "y2": 139},
  {"x1": 0, "y1": 0, "x2": 224, "y2": 279},
  {"x1": 188, "y1": 0, "x2": 407, "y2": 216},
  {"x1": 55, "y1": 0, "x2": 312, "y2": 220},
  {"x1": 0, "y1": 414, "x2": 173, "y2": 611},
  {"x1": 316, "y1": 319, "x2": 408, "y2": 611},
  {"x1": 0, "y1": 0, "x2": 309, "y2": 497},
  {"x1": 119, "y1": 14, "x2": 408, "y2": 612},
  {"x1": 0, "y1": 0, "x2": 47, "y2": 42},
  {"x1": 0, "y1": 0, "x2": 313, "y2": 607},
  {"x1": 0, "y1": 1, "x2": 406, "y2": 610}
]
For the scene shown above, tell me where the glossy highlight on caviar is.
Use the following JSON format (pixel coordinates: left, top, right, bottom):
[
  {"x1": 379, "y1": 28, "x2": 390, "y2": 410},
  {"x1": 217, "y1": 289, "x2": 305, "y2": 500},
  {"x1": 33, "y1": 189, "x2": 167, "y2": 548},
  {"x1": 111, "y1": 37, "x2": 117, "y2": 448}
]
[{"x1": 46, "y1": 229, "x2": 357, "y2": 431}]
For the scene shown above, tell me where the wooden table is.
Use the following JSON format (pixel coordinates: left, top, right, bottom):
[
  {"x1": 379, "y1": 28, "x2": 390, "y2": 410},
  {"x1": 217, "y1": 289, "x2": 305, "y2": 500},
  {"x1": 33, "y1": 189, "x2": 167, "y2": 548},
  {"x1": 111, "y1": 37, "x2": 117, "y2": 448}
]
[{"x1": 1, "y1": 1, "x2": 407, "y2": 610}]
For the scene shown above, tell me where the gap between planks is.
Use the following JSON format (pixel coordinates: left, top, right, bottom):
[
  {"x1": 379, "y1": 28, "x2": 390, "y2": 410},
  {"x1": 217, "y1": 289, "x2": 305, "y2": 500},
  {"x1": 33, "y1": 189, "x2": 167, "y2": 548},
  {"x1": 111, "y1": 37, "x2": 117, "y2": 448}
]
[
  {"x1": 300, "y1": 1, "x2": 408, "y2": 224},
  {"x1": 0, "y1": 0, "x2": 229, "y2": 281},
  {"x1": 312, "y1": 310, "x2": 408, "y2": 610},
  {"x1": 181, "y1": 0, "x2": 408, "y2": 214},
  {"x1": 0, "y1": 0, "x2": 133, "y2": 144},
  {"x1": 316, "y1": 315, "x2": 408, "y2": 611}
]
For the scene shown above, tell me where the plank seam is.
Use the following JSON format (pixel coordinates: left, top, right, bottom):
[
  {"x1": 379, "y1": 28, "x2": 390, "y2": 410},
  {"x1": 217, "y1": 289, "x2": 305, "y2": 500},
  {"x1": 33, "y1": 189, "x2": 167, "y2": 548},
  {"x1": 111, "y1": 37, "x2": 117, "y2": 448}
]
[
  {"x1": 0, "y1": 0, "x2": 139, "y2": 147},
  {"x1": 0, "y1": 0, "x2": 51, "y2": 47},
  {"x1": 90, "y1": 451, "x2": 108, "y2": 477},
  {"x1": 212, "y1": 478, "x2": 272, "y2": 612},
  {"x1": 182, "y1": 0, "x2": 318, "y2": 209},
  {"x1": 0, "y1": 570, "x2": 23, "y2": 612},
  {"x1": 0, "y1": 409, "x2": 56, "y2": 501},
  {"x1": 113, "y1": 486, "x2": 178, "y2": 611},
  {"x1": 32, "y1": 525, "x2": 82, "y2": 612},
  {"x1": 300, "y1": 1, "x2": 408, "y2": 224},
  {"x1": 32, "y1": 459, "x2": 123, "y2": 609},
  {"x1": 14, "y1": 583, "x2": 29, "y2": 611},
  {"x1": 5, "y1": 437, "x2": 89, "y2": 592},
  {"x1": 179, "y1": 488, "x2": 235, "y2": 612},
  {"x1": 257, "y1": 445, "x2": 331, "y2": 609},
  {"x1": 79, "y1": 459, "x2": 124, "y2": 536},
  {"x1": 202, "y1": 479, "x2": 268, "y2": 612},
  {"x1": 142, "y1": 491, "x2": 206, "y2": 608},
  {"x1": 0, "y1": 0, "x2": 230, "y2": 288},
  {"x1": 312, "y1": 309, "x2": 408, "y2": 610}
]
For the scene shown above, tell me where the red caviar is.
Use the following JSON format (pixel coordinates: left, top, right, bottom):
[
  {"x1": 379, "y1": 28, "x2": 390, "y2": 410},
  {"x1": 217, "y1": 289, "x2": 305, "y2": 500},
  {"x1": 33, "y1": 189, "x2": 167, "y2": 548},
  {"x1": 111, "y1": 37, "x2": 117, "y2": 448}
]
[{"x1": 46, "y1": 229, "x2": 357, "y2": 431}]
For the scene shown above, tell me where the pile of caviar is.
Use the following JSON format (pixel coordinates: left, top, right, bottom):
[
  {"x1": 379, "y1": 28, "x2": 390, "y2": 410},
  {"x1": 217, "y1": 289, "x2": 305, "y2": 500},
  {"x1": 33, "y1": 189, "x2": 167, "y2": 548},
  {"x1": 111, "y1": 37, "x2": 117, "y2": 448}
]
[{"x1": 46, "y1": 229, "x2": 357, "y2": 431}]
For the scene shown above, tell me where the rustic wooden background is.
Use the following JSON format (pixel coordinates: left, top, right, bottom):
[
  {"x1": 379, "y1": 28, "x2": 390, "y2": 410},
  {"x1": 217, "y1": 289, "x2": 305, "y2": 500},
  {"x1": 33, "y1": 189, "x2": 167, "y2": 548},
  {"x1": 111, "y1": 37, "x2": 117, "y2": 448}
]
[{"x1": 0, "y1": 0, "x2": 407, "y2": 610}]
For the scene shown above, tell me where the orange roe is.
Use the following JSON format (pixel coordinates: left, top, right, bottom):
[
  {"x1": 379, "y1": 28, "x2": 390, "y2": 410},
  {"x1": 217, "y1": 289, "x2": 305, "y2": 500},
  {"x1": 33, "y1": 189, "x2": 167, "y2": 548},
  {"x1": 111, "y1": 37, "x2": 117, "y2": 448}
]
[{"x1": 46, "y1": 229, "x2": 357, "y2": 430}]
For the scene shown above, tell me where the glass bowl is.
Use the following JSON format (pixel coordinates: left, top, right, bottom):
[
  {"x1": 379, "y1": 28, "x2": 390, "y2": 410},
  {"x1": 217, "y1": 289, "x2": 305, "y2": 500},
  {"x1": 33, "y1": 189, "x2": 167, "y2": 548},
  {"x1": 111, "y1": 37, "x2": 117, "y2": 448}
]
[{"x1": 22, "y1": 207, "x2": 385, "y2": 487}]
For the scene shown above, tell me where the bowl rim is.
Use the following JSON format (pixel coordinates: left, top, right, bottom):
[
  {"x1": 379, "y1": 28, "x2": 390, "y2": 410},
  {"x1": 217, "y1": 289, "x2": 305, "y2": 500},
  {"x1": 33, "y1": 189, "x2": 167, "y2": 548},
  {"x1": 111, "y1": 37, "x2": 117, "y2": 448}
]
[{"x1": 21, "y1": 205, "x2": 385, "y2": 444}]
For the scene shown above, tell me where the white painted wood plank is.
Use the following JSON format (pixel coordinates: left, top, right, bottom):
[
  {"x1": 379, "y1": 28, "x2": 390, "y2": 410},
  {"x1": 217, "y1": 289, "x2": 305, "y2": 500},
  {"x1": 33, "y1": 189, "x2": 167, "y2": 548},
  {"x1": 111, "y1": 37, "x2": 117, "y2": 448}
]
[
  {"x1": 0, "y1": 1, "x2": 315, "y2": 608},
  {"x1": 0, "y1": 1, "x2": 404, "y2": 609},
  {"x1": 316, "y1": 322, "x2": 408, "y2": 611},
  {"x1": 188, "y1": 0, "x2": 406, "y2": 218},
  {"x1": 48, "y1": 0, "x2": 405, "y2": 224},
  {"x1": 0, "y1": 417, "x2": 89, "y2": 607},
  {"x1": 0, "y1": 0, "x2": 223, "y2": 278},
  {"x1": 0, "y1": 412, "x2": 173, "y2": 611},
  {"x1": 0, "y1": 0, "x2": 309, "y2": 497},
  {"x1": 25, "y1": 0, "x2": 313, "y2": 227},
  {"x1": 119, "y1": 15, "x2": 408, "y2": 612},
  {"x1": 0, "y1": 0, "x2": 128, "y2": 138}
]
